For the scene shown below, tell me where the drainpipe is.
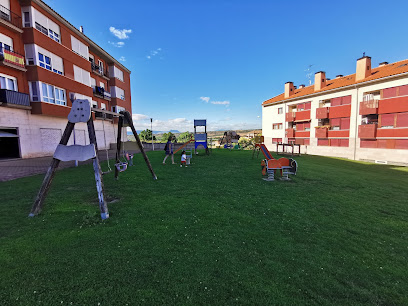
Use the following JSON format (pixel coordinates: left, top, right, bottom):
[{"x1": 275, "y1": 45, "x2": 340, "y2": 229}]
[{"x1": 353, "y1": 85, "x2": 359, "y2": 161}]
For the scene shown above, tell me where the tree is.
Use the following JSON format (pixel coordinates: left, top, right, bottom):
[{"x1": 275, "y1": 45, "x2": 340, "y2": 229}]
[
  {"x1": 161, "y1": 132, "x2": 175, "y2": 142},
  {"x1": 140, "y1": 129, "x2": 156, "y2": 141},
  {"x1": 238, "y1": 137, "x2": 255, "y2": 150},
  {"x1": 177, "y1": 132, "x2": 194, "y2": 143}
]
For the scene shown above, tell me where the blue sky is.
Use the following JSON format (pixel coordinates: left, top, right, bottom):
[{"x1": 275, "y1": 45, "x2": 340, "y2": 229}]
[{"x1": 45, "y1": 0, "x2": 408, "y2": 132}]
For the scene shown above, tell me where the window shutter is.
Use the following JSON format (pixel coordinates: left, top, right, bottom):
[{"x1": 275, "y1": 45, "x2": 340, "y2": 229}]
[
  {"x1": 50, "y1": 52, "x2": 63, "y2": 73},
  {"x1": 380, "y1": 114, "x2": 395, "y2": 127},
  {"x1": 33, "y1": 8, "x2": 48, "y2": 27},
  {"x1": 47, "y1": 19, "x2": 60, "y2": 37}
]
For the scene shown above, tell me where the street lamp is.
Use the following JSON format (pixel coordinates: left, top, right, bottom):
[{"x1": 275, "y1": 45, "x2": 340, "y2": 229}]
[{"x1": 150, "y1": 118, "x2": 154, "y2": 151}]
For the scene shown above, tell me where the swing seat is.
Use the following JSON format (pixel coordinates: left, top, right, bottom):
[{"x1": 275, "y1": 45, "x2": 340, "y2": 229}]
[
  {"x1": 54, "y1": 144, "x2": 96, "y2": 162},
  {"x1": 115, "y1": 162, "x2": 128, "y2": 172}
]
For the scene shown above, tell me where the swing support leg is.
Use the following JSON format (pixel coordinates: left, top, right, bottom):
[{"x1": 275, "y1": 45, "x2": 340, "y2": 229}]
[
  {"x1": 87, "y1": 117, "x2": 109, "y2": 219},
  {"x1": 115, "y1": 116, "x2": 123, "y2": 180},
  {"x1": 29, "y1": 122, "x2": 75, "y2": 217},
  {"x1": 121, "y1": 111, "x2": 157, "y2": 180}
]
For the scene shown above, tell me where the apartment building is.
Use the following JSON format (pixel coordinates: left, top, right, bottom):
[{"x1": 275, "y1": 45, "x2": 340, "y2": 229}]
[
  {"x1": 262, "y1": 56, "x2": 408, "y2": 165},
  {"x1": 0, "y1": 0, "x2": 131, "y2": 159}
]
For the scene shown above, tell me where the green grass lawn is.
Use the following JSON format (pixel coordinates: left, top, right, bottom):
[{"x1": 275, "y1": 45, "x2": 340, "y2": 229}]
[{"x1": 0, "y1": 150, "x2": 407, "y2": 305}]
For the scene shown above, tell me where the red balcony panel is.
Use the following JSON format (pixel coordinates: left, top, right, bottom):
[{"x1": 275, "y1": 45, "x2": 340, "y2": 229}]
[
  {"x1": 286, "y1": 128, "x2": 295, "y2": 138},
  {"x1": 378, "y1": 96, "x2": 408, "y2": 114},
  {"x1": 328, "y1": 130, "x2": 349, "y2": 138},
  {"x1": 376, "y1": 128, "x2": 408, "y2": 138},
  {"x1": 358, "y1": 124, "x2": 377, "y2": 139},
  {"x1": 328, "y1": 104, "x2": 351, "y2": 118},
  {"x1": 31, "y1": 102, "x2": 71, "y2": 117},
  {"x1": 295, "y1": 138, "x2": 304, "y2": 145},
  {"x1": 317, "y1": 139, "x2": 329, "y2": 146},
  {"x1": 382, "y1": 87, "x2": 397, "y2": 99},
  {"x1": 295, "y1": 110, "x2": 310, "y2": 121},
  {"x1": 359, "y1": 100, "x2": 378, "y2": 115},
  {"x1": 295, "y1": 131, "x2": 310, "y2": 137},
  {"x1": 315, "y1": 127, "x2": 328, "y2": 138},
  {"x1": 395, "y1": 139, "x2": 408, "y2": 149},
  {"x1": 360, "y1": 139, "x2": 377, "y2": 148},
  {"x1": 316, "y1": 107, "x2": 329, "y2": 119},
  {"x1": 286, "y1": 112, "x2": 295, "y2": 122},
  {"x1": 396, "y1": 112, "x2": 408, "y2": 127}
]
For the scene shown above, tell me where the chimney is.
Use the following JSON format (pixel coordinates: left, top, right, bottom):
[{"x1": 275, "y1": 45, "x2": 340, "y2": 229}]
[
  {"x1": 379, "y1": 61, "x2": 388, "y2": 67},
  {"x1": 356, "y1": 56, "x2": 371, "y2": 81},
  {"x1": 298, "y1": 84, "x2": 305, "y2": 89},
  {"x1": 80, "y1": 26, "x2": 84, "y2": 33},
  {"x1": 336, "y1": 74, "x2": 343, "y2": 78},
  {"x1": 284, "y1": 82, "x2": 295, "y2": 98},
  {"x1": 314, "y1": 71, "x2": 326, "y2": 91}
]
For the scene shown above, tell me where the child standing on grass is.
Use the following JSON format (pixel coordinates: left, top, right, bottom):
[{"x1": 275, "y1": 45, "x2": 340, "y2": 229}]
[
  {"x1": 163, "y1": 136, "x2": 175, "y2": 164},
  {"x1": 180, "y1": 150, "x2": 187, "y2": 167}
]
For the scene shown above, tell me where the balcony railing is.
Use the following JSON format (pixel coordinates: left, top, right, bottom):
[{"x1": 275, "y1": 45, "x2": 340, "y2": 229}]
[
  {"x1": 93, "y1": 86, "x2": 111, "y2": 101},
  {"x1": 360, "y1": 100, "x2": 378, "y2": 115},
  {"x1": 0, "y1": 48, "x2": 25, "y2": 69},
  {"x1": 0, "y1": 89, "x2": 30, "y2": 107},
  {"x1": 91, "y1": 63, "x2": 110, "y2": 78},
  {"x1": 316, "y1": 107, "x2": 329, "y2": 119},
  {"x1": 358, "y1": 124, "x2": 377, "y2": 139},
  {"x1": 286, "y1": 128, "x2": 295, "y2": 138},
  {"x1": 0, "y1": 5, "x2": 22, "y2": 29},
  {"x1": 315, "y1": 126, "x2": 328, "y2": 138},
  {"x1": 285, "y1": 112, "x2": 296, "y2": 122}
]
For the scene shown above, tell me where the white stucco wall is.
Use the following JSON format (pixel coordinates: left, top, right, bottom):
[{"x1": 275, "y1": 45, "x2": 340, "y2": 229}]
[
  {"x1": 0, "y1": 107, "x2": 125, "y2": 158},
  {"x1": 262, "y1": 74, "x2": 408, "y2": 165}
]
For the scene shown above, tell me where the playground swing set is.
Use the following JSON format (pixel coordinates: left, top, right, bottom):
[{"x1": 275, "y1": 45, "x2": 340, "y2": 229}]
[
  {"x1": 252, "y1": 135, "x2": 298, "y2": 181},
  {"x1": 29, "y1": 99, "x2": 157, "y2": 220}
]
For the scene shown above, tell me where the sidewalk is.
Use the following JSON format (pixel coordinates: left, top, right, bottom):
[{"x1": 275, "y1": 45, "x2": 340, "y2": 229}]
[{"x1": 0, "y1": 142, "x2": 183, "y2": 182}]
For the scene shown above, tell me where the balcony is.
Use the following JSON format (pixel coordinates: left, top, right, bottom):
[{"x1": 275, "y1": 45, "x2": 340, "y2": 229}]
[
  {"x1": 0, "y1": 48, "x2": 26, "y2": 71},
  {"x1": 315, "y1": 127, "x2": 328, "y2": 138},
  {"x1": 316, "y1": 107, "x2": 329, "y2": 119},
  {"x1": 0, "y1": 5, "x2": 23, "y2": 33},
  {"x1": 91, "y1": 63, "x2": 110, "y2": 80},
  {"x1": 358, "y1": 124, "x2": 377, "y2": 139},
  {"x1": 285, "y1": 112, "x2": 295, "y2": 122},
  {"x1": 0, "y1": 89, "x2": 30, "y2": 108},
  {"x1": 286, "y1": 128, "x2": 295, "y2": 138},
  {"x1": 360, "y1": 100, "x2": 378, "y2": 115},
  {"x1": 328, "y1": 104, "x2": 351, "y2": 119},
  {"x1": 378, "y1": 96, "x2": 408, "y2": 114},
  {"x1": 294, "y1": 110, "x2": 310, "y2": 122},
  {"x1": 93, "y1": 86, "x2": 111, "y2": 101}
]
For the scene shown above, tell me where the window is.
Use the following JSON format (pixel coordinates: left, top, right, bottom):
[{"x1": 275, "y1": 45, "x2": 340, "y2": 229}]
[
  {"x1": 73, "y1": 65, "x2": 91, "y2": 86},
  {"x1": 98, "y1": 60, "x2": 104, "y2": 75},
  {"x1": 49, "y1": 29, "x2": 59, "y2": 43},
  {"x1": 30, "y1": 82, "x2": 39, "y2": 101},
  {"x1": 272, "y1": 123, "x2": 282, "y2": 130},
  {"x1": 23, "y1": 12, "x2": 30, "y2": 27},
  {"x1": 38, "y1": 53, "x2": 51, "y2": 70},
  {"x1": 0, "y1": 74, "x2": 17, "y2": 91},
  {"x1": 35, "y1": 22, "x2": 48, "y2": 35},
  {"x1": 0, "y1": 43, "x2": 11, "y2": 51},
  {"x1": 40, "y1": 82, "x2": 66, "y2": 105},
  {"x1": 278, "y1": 107, "x2": 283, "y2": 114},
  {"x1": 71, "y1": 35, "x2": 89, "y2": 59}
]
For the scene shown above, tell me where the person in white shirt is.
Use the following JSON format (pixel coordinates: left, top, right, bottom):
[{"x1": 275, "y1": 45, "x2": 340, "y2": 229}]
[{"x1": 180, "y1": 150, "x2": 187, "y2": 167}]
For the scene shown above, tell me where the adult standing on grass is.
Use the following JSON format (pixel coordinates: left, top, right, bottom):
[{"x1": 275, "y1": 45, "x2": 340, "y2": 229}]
[{"x1": 163, "y1": 136, "x2": 175, "y2": 164}]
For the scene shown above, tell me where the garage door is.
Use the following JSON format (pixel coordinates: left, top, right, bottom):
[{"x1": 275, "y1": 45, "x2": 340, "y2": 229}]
[{"x1": 40, "y1": 128, "x2": 62, "y2": 155}]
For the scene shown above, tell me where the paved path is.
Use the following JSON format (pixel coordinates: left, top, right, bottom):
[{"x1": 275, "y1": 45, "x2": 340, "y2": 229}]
[
  {"x1": 0, "y1": 142, "x2": 186, "y2": 182},
  {"x1": 0, "y1": 149, "x2": 139, "y2": 182}
]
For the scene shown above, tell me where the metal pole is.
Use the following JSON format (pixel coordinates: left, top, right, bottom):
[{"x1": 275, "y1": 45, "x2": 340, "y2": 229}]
[
  {"x1": 151, "y1": 118, "x2": 154, "y2": 151},
  {"x1": 73, "y1": 126, "x2": 78, "y2": 167}
]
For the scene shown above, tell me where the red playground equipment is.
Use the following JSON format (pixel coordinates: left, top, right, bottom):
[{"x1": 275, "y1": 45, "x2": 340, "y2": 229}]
[{"x1": 253, "y1": 136, "x2": 298, "y2": 181}]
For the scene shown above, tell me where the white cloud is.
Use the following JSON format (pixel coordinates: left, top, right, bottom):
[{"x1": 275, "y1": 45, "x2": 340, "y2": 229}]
[
  {"x1": 132, "y1": 115, "x2": 193, "y2": 132},
  {"x1": 211, "y1": 101, "x2": 230, "y2": 106},
  {"x1": 109, "y1": 27, "x2": 132, "y2": 39},
  {"x1": 119, "y1": 56, "x2": 126, "y2": 62},
  {"x1": 108, "y1": 41, "x2": 125, "y2": 48},
  {"x1": 200, "y1": 97, "x2": 210, "y2": 103},
  {"x1": 146, "y1": 48, "x2": 162, "y2": 60},
  {"x1": 132, "y1": 114, "x2": 150, "y2": 121}
]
